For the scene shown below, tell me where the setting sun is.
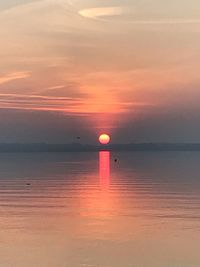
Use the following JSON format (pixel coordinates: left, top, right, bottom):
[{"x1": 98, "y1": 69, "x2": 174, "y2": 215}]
[{"x1": 99, "y1": 134, "x2": 111, "y2": 145}]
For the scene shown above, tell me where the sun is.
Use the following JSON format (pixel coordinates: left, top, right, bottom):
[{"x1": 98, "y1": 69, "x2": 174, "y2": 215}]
[{"x1": 99, "y1": 134, "x2": 111, "y2": 145}]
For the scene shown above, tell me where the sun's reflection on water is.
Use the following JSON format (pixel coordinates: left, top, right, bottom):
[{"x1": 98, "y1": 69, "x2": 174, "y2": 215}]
[{"x1": 99, "y1": 151, "x2": 110, "y2": 188}]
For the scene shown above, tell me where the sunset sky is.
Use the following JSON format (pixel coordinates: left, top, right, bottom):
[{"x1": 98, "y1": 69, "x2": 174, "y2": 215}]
[{"x1": 0, "y1": 0, "x2": 200, "y2": 143}]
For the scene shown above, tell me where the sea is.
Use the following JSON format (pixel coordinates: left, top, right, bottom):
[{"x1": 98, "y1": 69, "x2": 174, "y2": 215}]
[{"x1": 0, "y1": 151, "x2": 200, "y2": 267}]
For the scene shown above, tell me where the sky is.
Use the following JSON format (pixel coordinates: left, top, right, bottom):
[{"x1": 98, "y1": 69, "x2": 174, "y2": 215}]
[{"x1": 0, "y1": 0, "x2": 200, "y2": 144}]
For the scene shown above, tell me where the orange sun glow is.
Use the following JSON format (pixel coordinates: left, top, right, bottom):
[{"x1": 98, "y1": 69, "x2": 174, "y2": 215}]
[{"x1": 99, "y1": 134, "x2": 111, "y2": 145}]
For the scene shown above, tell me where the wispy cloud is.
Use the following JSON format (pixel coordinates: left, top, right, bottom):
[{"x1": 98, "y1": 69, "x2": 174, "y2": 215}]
[
  {"x1": 45, "y1": 85, "x2": 65, "y2": 90},
  {"x1": 79, "y1": 6, "x2": 200, "y2": 24},
  {"x1": 0, "y1": 0, "x2": 42, "y2": 12},
  {"x1": 129, "y1": 19, "x2": 200, "y2": 25},
  {"x1": 0, "y1": 92, "x2": 153, "y2": 115},
  {"x1": 0, "y1": 93, "x2": 83, "y2": 113},
  {"x1": 0, "y1": 72, "x2": 30, "y2": 85},
  {"x1": 79, "y1": 6, "x2": 130, "y2": 20}
]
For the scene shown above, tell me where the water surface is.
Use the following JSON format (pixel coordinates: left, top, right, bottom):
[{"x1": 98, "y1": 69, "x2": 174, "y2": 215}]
[{"x1": 0, "y1": 152, "x2": 200, "y2": 267}]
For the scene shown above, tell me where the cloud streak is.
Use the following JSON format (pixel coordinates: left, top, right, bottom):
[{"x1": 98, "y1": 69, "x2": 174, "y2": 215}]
[
  {"x1": 0, "y1": 93, "x2": 83, "y2": 112},
  {"x1": 0, "y1": 72, "x2": 30, "y2": 85},
  {"x1": 79, "y1": 6, "x2": 200, "y2": 24},
  {"x1": 79, "y1": 6, "x2": 130, "y2": 20},
  {"x1": 0, "y1": 93, "x2": 153, "y2": 115}
]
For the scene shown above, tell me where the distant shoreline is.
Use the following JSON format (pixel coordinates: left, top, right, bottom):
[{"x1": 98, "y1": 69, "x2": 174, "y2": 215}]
[{"x1": 1, "y1": 143, "x2": 200, "y2": 152}]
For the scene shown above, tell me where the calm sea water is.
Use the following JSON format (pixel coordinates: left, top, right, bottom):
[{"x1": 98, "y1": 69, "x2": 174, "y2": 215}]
[{"x1": 0, "y1": 151, "x2": 200, "y2": 267}]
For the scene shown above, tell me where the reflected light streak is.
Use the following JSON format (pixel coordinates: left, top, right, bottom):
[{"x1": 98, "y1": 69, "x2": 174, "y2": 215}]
[
  {"x1": 99, "y1": 151, "x2": 110, "y2": 188},
  {"x1": 78, "y1": 151, "x2": 112, "y2": 223}
]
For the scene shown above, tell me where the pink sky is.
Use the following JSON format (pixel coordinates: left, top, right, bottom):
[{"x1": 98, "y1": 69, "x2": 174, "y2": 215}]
[{"x1": 0, "y1": 0, "x2": 200, "y2": 143}]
